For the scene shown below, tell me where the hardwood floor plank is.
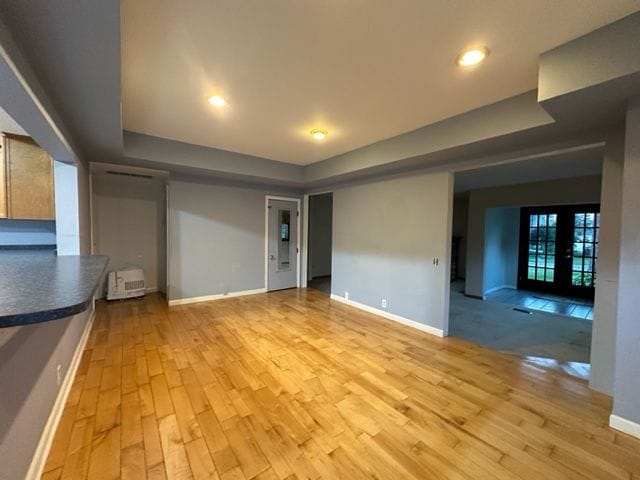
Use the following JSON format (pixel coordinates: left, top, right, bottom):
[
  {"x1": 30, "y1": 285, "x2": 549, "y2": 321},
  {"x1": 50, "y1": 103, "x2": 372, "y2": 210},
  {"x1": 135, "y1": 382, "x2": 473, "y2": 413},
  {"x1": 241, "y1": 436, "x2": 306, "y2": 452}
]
[
  {"x1": 157, "y1": 414, "x2": 193, "y2": 479},
  {"x1": 43, "y1": 291, "x2": 640, "y2": 480}
]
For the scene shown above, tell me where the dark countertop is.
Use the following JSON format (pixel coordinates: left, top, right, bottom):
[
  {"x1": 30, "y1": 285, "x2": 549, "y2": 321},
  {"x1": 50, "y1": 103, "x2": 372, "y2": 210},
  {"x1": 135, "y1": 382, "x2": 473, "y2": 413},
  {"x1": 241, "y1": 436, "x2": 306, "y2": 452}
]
[{"x1": 0, "y1": 250, "x2": 108, "y2": 328}]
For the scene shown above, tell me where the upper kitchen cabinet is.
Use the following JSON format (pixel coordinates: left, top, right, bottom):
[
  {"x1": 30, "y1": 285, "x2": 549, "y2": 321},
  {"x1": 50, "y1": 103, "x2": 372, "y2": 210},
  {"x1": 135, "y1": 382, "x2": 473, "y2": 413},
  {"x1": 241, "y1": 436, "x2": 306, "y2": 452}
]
[{"x1": 1, "y1": 133, "x2": 55, "y2": 220}]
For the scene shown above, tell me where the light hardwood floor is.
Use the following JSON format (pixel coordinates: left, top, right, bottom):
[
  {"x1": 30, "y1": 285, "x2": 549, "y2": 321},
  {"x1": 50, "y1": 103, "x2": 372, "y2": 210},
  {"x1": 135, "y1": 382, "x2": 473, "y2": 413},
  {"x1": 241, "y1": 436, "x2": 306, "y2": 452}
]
[{"x1": 42, "y1": 289, "x2": 640, "y2": 479}]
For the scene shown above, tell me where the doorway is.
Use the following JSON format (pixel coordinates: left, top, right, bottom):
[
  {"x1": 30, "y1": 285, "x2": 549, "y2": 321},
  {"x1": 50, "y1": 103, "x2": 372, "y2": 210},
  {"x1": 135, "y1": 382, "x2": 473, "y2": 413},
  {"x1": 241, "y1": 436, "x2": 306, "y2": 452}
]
[
  {"x1": 518, "y1": 204, "x2": 600, "y2": 299},
  {"x1": 306, "y1": 193, "x2": 333, "y2": 294},
  {"x1": 266, "y1": 196, "x2": 300, "y2": 291}
]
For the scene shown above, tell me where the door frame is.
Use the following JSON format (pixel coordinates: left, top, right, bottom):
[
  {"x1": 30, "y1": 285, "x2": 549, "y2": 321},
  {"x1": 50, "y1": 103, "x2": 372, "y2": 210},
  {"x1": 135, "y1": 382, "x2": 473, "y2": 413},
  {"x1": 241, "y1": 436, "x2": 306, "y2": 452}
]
[
  {"x1": 264, "y1": 195, "x2": 301, "y2": 291},
  {"x1": 303, "y1": 190, "x2": 334, "y2": 288}
]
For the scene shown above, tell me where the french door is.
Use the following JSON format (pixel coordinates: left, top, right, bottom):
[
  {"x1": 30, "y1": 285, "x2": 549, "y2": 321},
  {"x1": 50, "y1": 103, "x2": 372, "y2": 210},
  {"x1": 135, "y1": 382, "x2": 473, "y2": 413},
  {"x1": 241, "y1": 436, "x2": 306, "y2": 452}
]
[{"x1": 518, "y1": 204, "x2": 600, "y2": 299}]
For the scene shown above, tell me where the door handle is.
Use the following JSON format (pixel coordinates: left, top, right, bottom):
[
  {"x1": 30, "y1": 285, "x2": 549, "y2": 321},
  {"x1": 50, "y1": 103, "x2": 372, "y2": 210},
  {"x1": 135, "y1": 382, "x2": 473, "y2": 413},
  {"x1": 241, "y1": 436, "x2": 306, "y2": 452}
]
[{"x1": 269, "y1": 255, "x2": 275, "y2": 260}]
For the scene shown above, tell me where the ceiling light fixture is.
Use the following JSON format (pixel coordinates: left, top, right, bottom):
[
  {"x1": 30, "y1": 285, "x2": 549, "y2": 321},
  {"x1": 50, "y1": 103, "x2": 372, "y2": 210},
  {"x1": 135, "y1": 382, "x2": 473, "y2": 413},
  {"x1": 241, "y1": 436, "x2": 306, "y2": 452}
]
[
  {"x1": 208, "y1": 95, "x2": 226, "y2": 107},
  {"x1": 310, "y1": 129, "x2": 328, "y2": 140},
  {"x1": 456, "y1": 46, "x2": 490, "y2": 67}
]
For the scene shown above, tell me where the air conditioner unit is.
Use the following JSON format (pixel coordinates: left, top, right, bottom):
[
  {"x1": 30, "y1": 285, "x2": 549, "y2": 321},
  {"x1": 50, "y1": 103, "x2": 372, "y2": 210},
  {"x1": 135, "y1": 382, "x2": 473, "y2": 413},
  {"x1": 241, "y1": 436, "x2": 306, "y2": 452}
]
[{"x1": 106, "y1": 268, "x2": 146, "y2": 300}]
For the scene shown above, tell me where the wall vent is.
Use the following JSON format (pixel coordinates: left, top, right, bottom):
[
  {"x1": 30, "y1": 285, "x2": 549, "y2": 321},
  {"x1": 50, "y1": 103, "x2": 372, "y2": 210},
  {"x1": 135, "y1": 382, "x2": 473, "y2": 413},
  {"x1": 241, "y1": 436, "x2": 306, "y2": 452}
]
[
  {"x1": 105, "y1": 170, "x2": 153, "y2": 179},
  {"x1": 124, "y1": 279, "x2": 145, "y2": 291}
]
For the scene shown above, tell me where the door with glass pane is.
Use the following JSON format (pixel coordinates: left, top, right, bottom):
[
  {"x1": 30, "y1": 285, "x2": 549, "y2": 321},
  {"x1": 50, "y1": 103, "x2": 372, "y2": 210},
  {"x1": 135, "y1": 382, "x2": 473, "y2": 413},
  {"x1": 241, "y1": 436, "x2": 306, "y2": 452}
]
[
  {"x1": 267, "y1": 198, "x2": 298, "y2": 291},
  {"x1": 518, "y1": 205, "x2": 599, "y2": 298}
]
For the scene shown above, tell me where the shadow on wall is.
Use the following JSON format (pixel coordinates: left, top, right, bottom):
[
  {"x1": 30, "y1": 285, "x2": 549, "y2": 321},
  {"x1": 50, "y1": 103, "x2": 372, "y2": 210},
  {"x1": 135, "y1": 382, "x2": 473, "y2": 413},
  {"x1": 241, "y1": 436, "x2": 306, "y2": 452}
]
[
  {"x1": 483, "y1": 207, "x2": 520, "y2": 295},
  {"x1": 0, "y1": 320, "x2": 69, "y2": 441}
]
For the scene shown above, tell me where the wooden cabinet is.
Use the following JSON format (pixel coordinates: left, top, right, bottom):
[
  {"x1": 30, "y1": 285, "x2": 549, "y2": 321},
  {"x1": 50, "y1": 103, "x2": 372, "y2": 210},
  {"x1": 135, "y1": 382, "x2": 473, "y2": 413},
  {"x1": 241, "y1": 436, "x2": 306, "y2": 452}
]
[
  {"x1": 0, "y1": 139, "x2": 6, "y2": 218},
  {"x1": 1, "y1": 133, "x2": 55, "y2": 220}
]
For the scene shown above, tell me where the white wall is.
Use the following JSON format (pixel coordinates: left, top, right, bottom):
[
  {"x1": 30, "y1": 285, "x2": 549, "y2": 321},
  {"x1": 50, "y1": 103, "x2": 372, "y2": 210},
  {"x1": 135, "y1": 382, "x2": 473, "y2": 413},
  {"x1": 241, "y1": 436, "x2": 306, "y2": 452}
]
[
  {"x1": 308, "y1": 193, "x2": 332, "y2": 279},
  {"x1": 332, "y1": 172, "x2": 453, "y2": 334},
  {"x1": 483, "y1": 207, "x2": 519, "y2": 294},
  {"x1": 77, "y1": 160, "x2": 91, "y2": 254},
  {"x1": 54, "y1": 159, "x2": 92, "y2": 255},
  {"x1": 92, "y1": 173, "x2": 166, "y2": 295},
  {"x1": 54, "y1": 161, "x2": 79, "y2": 254}
]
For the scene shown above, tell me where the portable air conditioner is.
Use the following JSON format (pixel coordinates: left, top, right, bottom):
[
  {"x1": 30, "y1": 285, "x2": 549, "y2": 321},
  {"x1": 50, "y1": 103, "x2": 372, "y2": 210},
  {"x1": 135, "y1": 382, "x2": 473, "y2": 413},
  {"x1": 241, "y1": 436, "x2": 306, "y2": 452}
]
[{"x1": 106, "y1": 268, "x2": 146, "y2": 300}]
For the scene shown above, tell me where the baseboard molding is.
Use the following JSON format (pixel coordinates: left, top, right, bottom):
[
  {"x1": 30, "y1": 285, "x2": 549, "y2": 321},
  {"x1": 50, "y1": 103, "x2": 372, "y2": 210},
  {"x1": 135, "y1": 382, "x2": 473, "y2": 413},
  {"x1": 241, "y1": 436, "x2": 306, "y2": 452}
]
[
  {"x1": 464, "y1": 293, "x2": 484, "y2": 300},
  {"x1": 168, "y1": 288, "x2": 267, "y2": 306},
  {"x1": 330, "y1": 294, "x2": 444, "y2": 338},
  {"x1": 483, "y1": 284, "x2": 517, "y2": 295},
  {"x1": 25, "y1": 307, "x2": 95, "y2": 480},
  {"x1": 610, "y1": 414, "x2": 640, "y2": 439}
]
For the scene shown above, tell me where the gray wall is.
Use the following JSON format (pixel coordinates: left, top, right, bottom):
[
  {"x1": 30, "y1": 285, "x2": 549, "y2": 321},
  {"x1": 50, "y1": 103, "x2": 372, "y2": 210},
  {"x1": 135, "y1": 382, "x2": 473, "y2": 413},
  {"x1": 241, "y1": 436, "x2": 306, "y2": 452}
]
[
  {"x1": 612, "y1": 99, "x2": 640, "y2": 424},
  {"x1": 590, "y1": 135, "x2": 624, "y2": 394},
  {"x1": 539, "y1": 12, "x2": 640, "y2": 101},
  {"x1": 92, "y1": 173, "x2": 166, "y2": 295},
  {"x1": 169, "y1": 179, "x2": 299, "y2": 301},
  {"x1": 308, "y1": 193, "x2": 333, "y2": 279},
  {"x1": 332, "y1": 172, "x2": 453, "y2": 333},
  {"x1": 452, "y1": 194, "x2": 469, "y2": 278},
  {"x1": 0, "y1": 307, "x2": 93, "y2": 480},
  {"x1": 0, "y1": 219, "x2": 56, "y2": 246},
  {"x1": 465, "y1": 175, "x2": 602, "y2": 298},
  {"x1": 483, "y1": 207, "x2": 520, "y2": 293}
]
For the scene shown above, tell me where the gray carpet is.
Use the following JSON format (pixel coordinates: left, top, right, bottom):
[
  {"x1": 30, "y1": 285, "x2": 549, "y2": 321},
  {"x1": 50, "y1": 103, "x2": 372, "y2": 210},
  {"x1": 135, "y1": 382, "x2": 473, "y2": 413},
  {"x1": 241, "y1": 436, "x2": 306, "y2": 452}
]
[{"x1": 449, "y1": 284, "x2": 592, "y2": 363}]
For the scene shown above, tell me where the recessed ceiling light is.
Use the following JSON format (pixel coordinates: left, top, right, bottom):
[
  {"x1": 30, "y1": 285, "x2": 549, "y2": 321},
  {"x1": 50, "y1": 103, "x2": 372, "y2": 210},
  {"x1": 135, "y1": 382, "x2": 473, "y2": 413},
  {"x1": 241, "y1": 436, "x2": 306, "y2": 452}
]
[
  {"x1": 456, "y1": 46, "x2": 490, "y2": 67},
  {"x1": 310, "y1": 129, "x2": 328, "y2": 140},
  {"x1": 208, "y1": 95, "x2": 226, "y2": 107}
]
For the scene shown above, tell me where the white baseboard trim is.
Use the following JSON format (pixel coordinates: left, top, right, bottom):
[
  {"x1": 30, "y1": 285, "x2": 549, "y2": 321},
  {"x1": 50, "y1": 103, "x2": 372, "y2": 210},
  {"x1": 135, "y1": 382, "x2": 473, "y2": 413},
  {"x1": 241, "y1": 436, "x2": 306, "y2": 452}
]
[
  {"x1": 483, "y1": 284, "x2": 517, "y2": 295},
  {"x1": 25, "y1": 308, "x2": 96, "y2": 480},
  {"x1": 610, "y1": 414, "x2": 640, "y2": 439},
  {"x1": 168, "y1": 288, "x2": 267, "y2": 306},
  {"x1": 330, "y1": 294, "x2": 444, "y2": 338}
]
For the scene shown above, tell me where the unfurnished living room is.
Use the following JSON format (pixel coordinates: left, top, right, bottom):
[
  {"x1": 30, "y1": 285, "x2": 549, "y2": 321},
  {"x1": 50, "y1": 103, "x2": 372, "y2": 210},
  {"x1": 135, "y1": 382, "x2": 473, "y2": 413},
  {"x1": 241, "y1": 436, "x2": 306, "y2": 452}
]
[{"x1": 1, "y1": 2, "x2": 640, "y2": 479}]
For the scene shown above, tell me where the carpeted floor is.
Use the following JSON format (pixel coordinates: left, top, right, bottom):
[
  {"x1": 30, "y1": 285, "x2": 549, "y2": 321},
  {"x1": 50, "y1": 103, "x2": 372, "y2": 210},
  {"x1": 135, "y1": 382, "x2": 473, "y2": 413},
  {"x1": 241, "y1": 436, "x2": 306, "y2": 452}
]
[{"x1": 449, "y1": 282, "x2": 592, "y2": 364}]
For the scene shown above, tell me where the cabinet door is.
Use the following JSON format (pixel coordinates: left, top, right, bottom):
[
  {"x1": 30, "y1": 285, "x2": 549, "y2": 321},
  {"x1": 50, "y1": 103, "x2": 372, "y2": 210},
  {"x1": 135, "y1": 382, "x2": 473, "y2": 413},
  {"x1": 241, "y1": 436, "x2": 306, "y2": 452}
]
[
  {"x1": 0, "y1": 136, "x2": 6, "y2": 218},
  {"x1": 5, "y1": 134, "x2": 55, "y2": 220}
]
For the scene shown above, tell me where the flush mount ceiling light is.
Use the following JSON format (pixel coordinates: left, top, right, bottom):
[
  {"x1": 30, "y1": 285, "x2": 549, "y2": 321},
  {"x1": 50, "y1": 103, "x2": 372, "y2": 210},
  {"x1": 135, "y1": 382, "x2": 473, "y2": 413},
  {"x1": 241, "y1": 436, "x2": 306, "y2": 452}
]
[
  {"x1": 456, "y1": 46, "x2": 490, "y2": 67},
  {"x1": 208, "y1": 95, "x2": 226, "y2": 107},
  {"x1": 310, "y1": 129, "x2": 328, "y2": 140}
]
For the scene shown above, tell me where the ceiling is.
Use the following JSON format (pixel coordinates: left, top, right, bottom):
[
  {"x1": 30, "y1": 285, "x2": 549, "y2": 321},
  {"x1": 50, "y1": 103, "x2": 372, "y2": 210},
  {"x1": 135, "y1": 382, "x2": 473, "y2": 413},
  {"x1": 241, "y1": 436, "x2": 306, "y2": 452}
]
[
  {"x1": 0, "y1": 105, "x2": 27, "y2": 136},
  {"x1": 454, "y1": 147, "x2": 604, "y2": 193},
  {"x1": 122, "y1": 0, "x2": 639, "y2": 165}
]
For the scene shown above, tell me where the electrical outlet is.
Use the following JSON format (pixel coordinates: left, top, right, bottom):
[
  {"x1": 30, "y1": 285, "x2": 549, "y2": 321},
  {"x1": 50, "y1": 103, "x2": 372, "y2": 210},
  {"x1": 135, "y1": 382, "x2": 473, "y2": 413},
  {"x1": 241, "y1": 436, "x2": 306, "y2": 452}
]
[
  {"x1": 56, "y1": 364, "x2": 63, "y2": 386},
  {"x1": 381, "y1": 299, "x2": 387, "y2": 309},
  {"x1": 345, "y1": 291, "x2": 349, "y2": 300}
]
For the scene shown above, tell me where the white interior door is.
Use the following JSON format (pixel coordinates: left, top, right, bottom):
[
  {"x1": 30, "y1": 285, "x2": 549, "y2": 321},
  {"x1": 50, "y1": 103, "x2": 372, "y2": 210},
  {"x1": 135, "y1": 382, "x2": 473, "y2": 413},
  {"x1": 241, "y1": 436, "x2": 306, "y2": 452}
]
[{"x1": 267, "y1": 199, "x2": 298, "y2": 291}]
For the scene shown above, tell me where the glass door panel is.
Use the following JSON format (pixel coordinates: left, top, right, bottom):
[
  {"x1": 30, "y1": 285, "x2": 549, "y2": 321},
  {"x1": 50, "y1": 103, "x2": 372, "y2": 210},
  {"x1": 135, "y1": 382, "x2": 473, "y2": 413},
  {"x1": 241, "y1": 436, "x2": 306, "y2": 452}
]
[
  {"x1": 277, "y1": 209, "x2": 291, "y2": 271},
  {"x1": 571, "y1": 211, "x2": 599, "y2": 288},
  {"x1": 526, "y1": 213, "x2": 557, "y2": 283},
  {"x1": 518, "y1": 205, "x2": 598, "y2": 298}
]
